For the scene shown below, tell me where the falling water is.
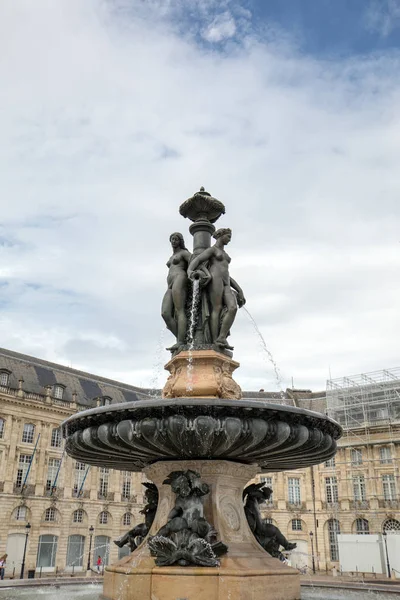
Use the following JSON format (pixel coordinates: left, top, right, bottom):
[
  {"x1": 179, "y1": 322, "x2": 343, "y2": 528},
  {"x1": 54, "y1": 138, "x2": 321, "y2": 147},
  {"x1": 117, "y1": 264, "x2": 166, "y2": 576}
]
[
  {"x1": 149, "y1": 327, "x2": 166, "y2": 398},
  {"x1": 242, "y1": 306, "x2": 285, "y2": 401},
  {"x1": 186, "y1": 279, "x2": 200, "y2": 392}
]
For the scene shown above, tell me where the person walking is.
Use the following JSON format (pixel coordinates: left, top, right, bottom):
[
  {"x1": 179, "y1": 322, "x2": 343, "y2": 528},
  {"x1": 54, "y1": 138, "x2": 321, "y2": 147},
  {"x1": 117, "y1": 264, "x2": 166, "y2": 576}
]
[
  {"x1": 96, "y1": 555, "x2": 102, "y2": 574},
  {"x1": 0, "y1": 554, "x2": 7, "y2": 580}
]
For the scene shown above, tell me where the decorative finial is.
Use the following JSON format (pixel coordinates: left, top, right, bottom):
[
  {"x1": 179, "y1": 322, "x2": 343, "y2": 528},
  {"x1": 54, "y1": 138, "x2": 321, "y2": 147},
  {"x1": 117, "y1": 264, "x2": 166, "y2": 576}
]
[{"x1": 200, "y1": 186, "x2": 205, "y2": 192}]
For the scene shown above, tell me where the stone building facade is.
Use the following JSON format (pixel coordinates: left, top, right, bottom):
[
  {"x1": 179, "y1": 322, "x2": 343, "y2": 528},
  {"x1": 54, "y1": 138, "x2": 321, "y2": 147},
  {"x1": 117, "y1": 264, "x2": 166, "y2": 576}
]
[{"x1": 0, "y1": 347, "x2": 399, "y2": 576}]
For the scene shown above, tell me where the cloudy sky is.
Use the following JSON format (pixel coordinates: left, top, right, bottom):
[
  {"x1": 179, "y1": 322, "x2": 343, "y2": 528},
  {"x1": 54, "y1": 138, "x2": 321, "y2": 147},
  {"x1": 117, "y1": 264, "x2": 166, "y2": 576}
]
[{"x1": 1, "y1": 0, "x2": 400, "y2": 394}]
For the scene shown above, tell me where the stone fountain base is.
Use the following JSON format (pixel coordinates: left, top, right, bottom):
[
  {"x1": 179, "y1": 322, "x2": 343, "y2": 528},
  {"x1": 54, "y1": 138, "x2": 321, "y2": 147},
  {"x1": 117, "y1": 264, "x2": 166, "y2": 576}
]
[
  {"x1": 102, "y1": 461, "x2": 300, "y2": 600},
  {"x1": 162, "y1": 350, "x2": 242, "y2": 399}
]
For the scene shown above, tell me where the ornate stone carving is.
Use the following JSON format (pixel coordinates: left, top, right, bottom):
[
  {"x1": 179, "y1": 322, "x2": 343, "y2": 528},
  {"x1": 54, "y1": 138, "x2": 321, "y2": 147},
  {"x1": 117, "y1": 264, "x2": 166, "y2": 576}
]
[{"x1": 162, "y1": 350, "x2": 241, "y2": 399}]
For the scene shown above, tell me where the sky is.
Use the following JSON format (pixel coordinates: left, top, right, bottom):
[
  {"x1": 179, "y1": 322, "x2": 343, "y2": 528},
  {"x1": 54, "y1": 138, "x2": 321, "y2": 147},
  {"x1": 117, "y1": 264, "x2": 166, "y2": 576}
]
[{"x1": 0, "y1": 0, "x2": 400, "y2": 394}]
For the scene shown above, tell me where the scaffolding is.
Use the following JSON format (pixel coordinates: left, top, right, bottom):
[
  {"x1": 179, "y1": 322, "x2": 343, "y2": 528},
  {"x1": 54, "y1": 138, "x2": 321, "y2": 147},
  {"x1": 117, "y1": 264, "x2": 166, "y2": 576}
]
[
  {"x1": 324, "y1": 367, "x2": 400, "y2": 551},
  {"x1": 326, "y1": 367, "x2": 400, "y2": 430}
]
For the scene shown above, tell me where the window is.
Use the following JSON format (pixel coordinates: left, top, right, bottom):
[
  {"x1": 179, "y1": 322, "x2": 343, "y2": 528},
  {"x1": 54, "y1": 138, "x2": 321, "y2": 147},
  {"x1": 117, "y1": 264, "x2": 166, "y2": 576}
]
[
  {"x1": 328, "y1": 519, "x2": 340, "y2": 561},
  {"x1": 66, "y1": 535, "x2": 85, "y2": 568},
  {"x1": 325, "y1": 457, "x2": 336, "y2": 468},
  {"x1": 99, "y1": 511, "x2": 109, "y2": 525},
  {"x1": 122, "y1": 471, "x2": 131, "y2": 500},
  {"x1": 260, "y1": 476, "x2": 272, "y2": 486},
  {"x1": 123, "y1": 513, "x2": 132, "y2": 526},
  {"x1": 325, "y1": 477, "x2": 338, "y2": 504},
  {"x1": 53, "y1": 385, "x2": 64, "y2": 400},
  {"x1": 355, "y1": 518, "x2": 369, "y2": 534},
  {"x1": 51, "y1": 428, "x2": 62, "y2": 448},
  {"x1": 265, "y1": 518, "x2": 273, "y2": 525},
  {"x1": 0, "y1": 371, "x2": 9, "y2": 386},
  {"x1": 118, "y1": 545, "x2": 130, "y2": 560},
  {"x1": 353, "y1": 475, "x2": 366, "y2": 502},
  {"x1": 46, "y1": 458, "x2": 60, "y2": 492},
  {"x1": 99, "y1": 467, "x2": 109, "y2": 498},
  {"x1": 383, "y1": 519, "x2": 400, "y2": 533},
  {"x1": 36, "y1": 535, "x2": 58, "y2": 568},
  {"x1": 102, "y1": 396, "x2": 112, "y2": 406},
  {"x1": 44, "y1": 507, "x2": 56, "y2": 522},
  {"x1": 0, "y1": 418, "x2": 4, "y2": 439},
  {"x1": 292, "y1": 519, "x2": 302, "y2": 531},
  {"x1": 382, "y1": 474, "x2": 397, "y2": 500},
  {"x1": 73, "y1": 462, "x2": 86, "y2": 496},
  {"x1": 288, "y1": 478, "x2": 301, "y2": 504},
  {"x1": 14, "y1": 506, "x2": 27, "y2": 521},
  {"x1": 380, "y1": 447, "x2": 392, "y2": 464},
  {"x1": 94, "y1": 536, "x2": 110, "y2": 568},
  {"x1": 351, "y1": 448, "x2": 362, "y2": 465},
  {"x1": 16, "y1": 454, "x2": 31, "y2": 488},
  {"x1": 22, "y1": 423, "x2": 35, "y2": 444},
  {"x1": 73, "y1": 509, "x2": 84, "y2": 524}
]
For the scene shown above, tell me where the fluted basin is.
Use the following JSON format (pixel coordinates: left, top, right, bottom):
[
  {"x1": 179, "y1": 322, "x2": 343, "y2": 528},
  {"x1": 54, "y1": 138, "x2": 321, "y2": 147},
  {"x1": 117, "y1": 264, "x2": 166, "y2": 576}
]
[{"x1": 62, "y1": 398, "x2": 341, "y2": 471}]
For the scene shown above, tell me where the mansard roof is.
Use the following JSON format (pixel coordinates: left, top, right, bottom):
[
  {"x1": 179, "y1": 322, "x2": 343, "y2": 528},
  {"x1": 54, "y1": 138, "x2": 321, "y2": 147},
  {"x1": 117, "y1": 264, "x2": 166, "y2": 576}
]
[{"x1": 0, "y1": 347, "x2": 151, "y2": 407}]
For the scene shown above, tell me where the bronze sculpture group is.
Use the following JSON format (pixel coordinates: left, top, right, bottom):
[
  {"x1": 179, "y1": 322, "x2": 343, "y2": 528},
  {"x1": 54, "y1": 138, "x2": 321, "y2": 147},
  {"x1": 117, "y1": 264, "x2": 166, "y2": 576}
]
[
  {"x1": 162, "y1": 227, "x2": 246, "y2": 354},
  {"x1": 116, "y1": 477, "x2": 295, "y2": 566}
]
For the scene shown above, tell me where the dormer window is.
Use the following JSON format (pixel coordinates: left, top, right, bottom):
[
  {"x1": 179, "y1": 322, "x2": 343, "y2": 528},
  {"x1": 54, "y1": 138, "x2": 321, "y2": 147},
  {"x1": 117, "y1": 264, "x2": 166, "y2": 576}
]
[
  {"x1": 103, "y1": 396, "x2": 112, "y2": 406},
  {"x1": 54, "y1": 385, "x2": 65, "y2": 400},
  {"x1": 0, "y1": 370, "x2": 10, "y2": 387}
]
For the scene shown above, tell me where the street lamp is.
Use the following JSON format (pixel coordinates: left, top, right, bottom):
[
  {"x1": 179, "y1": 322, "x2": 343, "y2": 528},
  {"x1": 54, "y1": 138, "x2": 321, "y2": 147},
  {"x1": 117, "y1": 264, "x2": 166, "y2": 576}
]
[
  {"x1": 309, "y1": 531, "x2": 316, "y2": 574},
  {"x1": 87, "y1": 525, "x2": 94, "y2": 572},
  {"x1": 382, "y1": 530, "x2": 391, "y2": 578},
  {"x1": 20, "y1": 522, "x2": 31, "y2": 579}
]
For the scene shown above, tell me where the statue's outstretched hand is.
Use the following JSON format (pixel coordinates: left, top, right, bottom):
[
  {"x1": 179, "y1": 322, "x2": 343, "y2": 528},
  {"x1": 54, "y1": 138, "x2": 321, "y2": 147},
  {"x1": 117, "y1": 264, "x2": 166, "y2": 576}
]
[{"x1": 237, "y1": 293, "x2": 246, "y2": 308}]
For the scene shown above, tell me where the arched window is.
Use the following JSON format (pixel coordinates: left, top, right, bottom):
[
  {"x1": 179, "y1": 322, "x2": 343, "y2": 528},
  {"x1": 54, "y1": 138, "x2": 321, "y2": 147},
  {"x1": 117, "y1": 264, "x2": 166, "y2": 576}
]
[
  {"x1": 44, "y1": 507, "x2": 57, "y2": 522},
  {"x1": 328, "y1": 519, "x2": 340, "y2": 561},
  {"x1": 99, "y1": 511, "x2": 109, "y2": 525},
  {"x1": 51, "y1": 428, "x2": 62, "y2": 448},
  {"x1": 66, "y1": 535, "x2": 85, "y2": 568},
  {"x1": 123, "y1": 513, "x2": 133, "y2": 526},
  {"x1": 22, "y1": 423, "x2": 35, "y2": 443},
  {"x1": 355, "y1": 518, "x2": 369, "y2": 534},
  {"x1": 13, "y1": 506, "x2": 27, "y2": 521},
  {"x1": 36, "y1": 535, "x2": 58, "y2": 569},
  {"x1": 383, "y1": 519, "x2": 400, "y2": 533},
  {"x1": 292, "y1": 519, "x2": 302, "y2": 531},
  {"x1": 73, "y1": 509, "x2": 85, "y2": 524},
  {"x1": 0, "y1": 417, "x2": 4, "y2": 439}
]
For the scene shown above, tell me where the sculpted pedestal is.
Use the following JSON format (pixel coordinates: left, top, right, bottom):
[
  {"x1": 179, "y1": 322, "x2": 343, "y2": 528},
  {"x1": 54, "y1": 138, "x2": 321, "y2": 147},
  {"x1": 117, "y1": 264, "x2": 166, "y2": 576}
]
[
  {"x1": 162, "y1": 350, "x2": 242, "y2": 400},
  {"x1": 102, "y1": 461, "x2": 300, "y2": 600}
]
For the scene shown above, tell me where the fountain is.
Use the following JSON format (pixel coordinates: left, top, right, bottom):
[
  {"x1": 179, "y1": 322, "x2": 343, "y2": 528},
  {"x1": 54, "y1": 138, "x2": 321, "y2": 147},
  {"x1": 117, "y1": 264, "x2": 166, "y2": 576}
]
[{"x1": 62, "y1": 187, "x2": 342, "y2": 600}]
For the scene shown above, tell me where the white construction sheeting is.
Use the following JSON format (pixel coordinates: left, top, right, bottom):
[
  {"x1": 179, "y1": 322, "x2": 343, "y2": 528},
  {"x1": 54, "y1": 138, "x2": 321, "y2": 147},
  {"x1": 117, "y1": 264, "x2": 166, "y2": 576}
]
[{"x1": 337, "y1": 534, "x2": 386, "y2": 573}]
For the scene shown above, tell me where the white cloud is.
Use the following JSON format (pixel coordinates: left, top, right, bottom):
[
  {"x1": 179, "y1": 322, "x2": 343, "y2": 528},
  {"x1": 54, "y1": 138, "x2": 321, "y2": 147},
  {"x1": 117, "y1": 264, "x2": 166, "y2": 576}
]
[
  {"x1": 1, "y1": 0, "x2": 400, "y2": 394},
  {"x1": 202, "y1": 11, "x2": 237, "y2": 43}
]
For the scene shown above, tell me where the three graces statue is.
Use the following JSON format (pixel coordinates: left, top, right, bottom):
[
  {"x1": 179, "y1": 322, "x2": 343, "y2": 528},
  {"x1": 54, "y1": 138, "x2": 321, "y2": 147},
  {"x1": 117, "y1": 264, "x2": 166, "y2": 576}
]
[{"x1": 162, "y1": 202, "x2": 246, "y2": 355}]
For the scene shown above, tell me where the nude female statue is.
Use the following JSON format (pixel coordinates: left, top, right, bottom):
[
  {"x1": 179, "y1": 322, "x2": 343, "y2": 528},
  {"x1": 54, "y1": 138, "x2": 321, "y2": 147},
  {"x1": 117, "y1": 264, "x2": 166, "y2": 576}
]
[
  {"x1": 188, "y1": 228, "x2": 245, "y2": 350},
  {"x1": 161, "y1": 232, "x2": 191, "y2": 352}
]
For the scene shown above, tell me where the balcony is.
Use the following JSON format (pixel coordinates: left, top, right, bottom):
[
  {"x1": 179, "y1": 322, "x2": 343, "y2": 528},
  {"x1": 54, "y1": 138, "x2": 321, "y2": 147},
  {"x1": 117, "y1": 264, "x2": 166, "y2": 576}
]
[
  {"x1": 379, "y1": 499, "x2": 399, "y2": 509},
  {"x1": 286, "y1": 502, "x2": 304, "y2": 511},
  {"x1": 350, "y1": 500, "x2": 369, "y2": 510},
  {"x1": 98, "y1": 492, "x2": 114, "y2": 501}
]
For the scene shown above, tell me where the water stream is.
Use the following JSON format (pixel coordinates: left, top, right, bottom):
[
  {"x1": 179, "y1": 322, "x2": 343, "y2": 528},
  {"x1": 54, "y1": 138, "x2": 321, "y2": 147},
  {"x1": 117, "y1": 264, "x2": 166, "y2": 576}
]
[
  {"x1": 186, "y1": 279, "x2": 200, "y2": 392},
  {"x1": 242, "y1": 306, "x2": 286, "y2": 401}
]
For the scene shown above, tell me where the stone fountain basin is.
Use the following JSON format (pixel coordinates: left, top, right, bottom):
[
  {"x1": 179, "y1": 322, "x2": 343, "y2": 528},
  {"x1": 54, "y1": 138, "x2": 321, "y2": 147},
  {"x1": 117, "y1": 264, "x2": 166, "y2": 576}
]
[{"x1": 62, "y1": 398, "x2": 341, "y2": 471}]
